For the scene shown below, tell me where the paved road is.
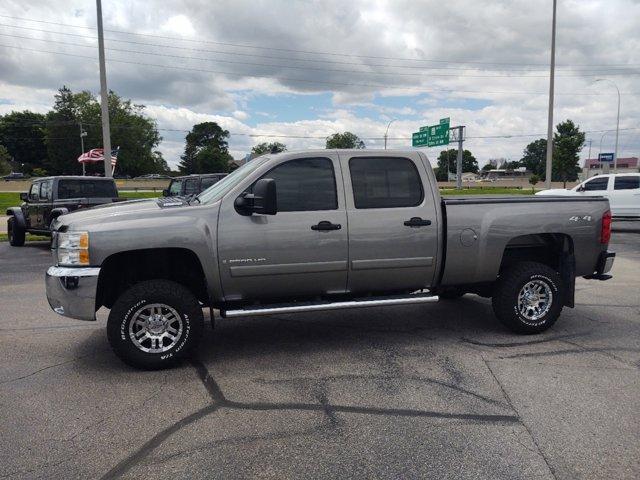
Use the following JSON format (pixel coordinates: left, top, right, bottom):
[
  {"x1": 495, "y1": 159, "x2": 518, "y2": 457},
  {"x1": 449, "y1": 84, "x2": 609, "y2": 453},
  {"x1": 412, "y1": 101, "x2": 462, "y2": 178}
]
[{"x1": 0, "y1": 228, "x2": 638, "y2": 479}]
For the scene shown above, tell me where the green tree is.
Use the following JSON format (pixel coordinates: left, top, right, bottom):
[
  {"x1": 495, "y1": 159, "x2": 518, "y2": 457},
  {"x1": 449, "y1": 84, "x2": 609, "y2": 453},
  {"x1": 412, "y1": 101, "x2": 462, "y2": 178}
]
[
  {"x1": 0, "y1": 111, "x2": 47, "y2": 173},
  {"x1": 553, "y1": 119, "x2": 584, "y2": 187},
  {"x1": 529, "y1": 173, "x2": 540, "y2": 192},
  {"x1": 44, "y1": 86, "x2": 164, "y2": 176},
  {"x1": 325, "y1": 132, "x2": 365, "y2": 149},
  {"x1": 0, "y1": 144, "x2": 12, "y2": 175},
  {"x1": 520, "y1": 138, "x2": 547, "y2": 178},
  {"x1": 252, "y1": 142, "x2": 286, "y2": 155},
  {"x1": 481, "y1": 163, "x2": 493, "y2": 172},
  {"x1": 179, "y1": 122, "x2": 232, "y2": 174},
  {"x1": 435, "y1": 149, "x2": 478, "y2": 181}
]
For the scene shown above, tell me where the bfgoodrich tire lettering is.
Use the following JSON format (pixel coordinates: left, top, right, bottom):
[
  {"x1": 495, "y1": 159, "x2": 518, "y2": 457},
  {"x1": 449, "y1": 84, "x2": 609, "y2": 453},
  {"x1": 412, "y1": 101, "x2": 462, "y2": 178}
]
[
  {"x1": 107, "y1": 280, "x2": 203, "y2": 369},
  {"x1": 492, "y1": 262, "x2": 564, "y2": 334}
]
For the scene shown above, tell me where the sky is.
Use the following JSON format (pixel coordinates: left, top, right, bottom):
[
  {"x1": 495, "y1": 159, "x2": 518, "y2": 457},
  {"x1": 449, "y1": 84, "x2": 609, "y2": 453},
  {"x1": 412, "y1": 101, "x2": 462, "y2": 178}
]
[{"x1": 0, "y1": 0, "x2": 639, "y2": 169}]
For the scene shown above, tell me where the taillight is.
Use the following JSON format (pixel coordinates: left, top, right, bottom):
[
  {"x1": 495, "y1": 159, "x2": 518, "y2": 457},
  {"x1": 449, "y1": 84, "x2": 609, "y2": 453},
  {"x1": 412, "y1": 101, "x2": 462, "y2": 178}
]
[{"x1": 600, "y1": 210, "x2": 611, "y2": 244}]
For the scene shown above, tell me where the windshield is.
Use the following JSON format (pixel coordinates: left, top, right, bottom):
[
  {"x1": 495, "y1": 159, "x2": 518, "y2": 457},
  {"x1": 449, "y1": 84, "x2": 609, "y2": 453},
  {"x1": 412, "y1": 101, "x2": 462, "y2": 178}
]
[
  {"x1": 168, "y1": 179, "x2": 183, "y2": 196},
  {"x1": 197, "y1": 158, "x2": 269, "y2": 204}
]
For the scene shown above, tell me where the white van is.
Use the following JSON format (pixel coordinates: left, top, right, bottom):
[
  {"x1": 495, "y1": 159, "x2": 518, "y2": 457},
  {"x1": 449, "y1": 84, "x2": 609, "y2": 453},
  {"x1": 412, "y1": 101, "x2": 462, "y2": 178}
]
[{"x1": 536, "y1": 173, "x2": 640, "y2": 218}]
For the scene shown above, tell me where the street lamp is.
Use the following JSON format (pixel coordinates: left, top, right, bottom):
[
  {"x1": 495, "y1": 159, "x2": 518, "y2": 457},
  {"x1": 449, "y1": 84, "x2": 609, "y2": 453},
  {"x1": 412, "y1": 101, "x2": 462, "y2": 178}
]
[
  {"x1": 384, "y1": 119, "x2": 396, "y2": 150},
  {"x1": 594, "y1": 78, "x2": 621, "y2": 173}
]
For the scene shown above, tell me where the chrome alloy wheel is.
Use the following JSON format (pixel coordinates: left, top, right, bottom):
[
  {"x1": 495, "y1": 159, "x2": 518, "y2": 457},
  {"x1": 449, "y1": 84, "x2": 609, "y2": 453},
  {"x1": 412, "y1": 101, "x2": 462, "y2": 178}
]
[
  {"x1": 128, "y1": 303, "x2": 184, "y2": 353},
  {"x1": 517, "y1": 280, "x2": 553, "y2": 322}
]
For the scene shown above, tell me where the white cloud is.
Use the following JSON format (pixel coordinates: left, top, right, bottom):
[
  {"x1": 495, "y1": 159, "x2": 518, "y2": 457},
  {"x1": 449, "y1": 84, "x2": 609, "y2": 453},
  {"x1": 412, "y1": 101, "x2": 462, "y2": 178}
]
[{"x1": 0, "y1": 0, "x2": 638, "y2": 168}]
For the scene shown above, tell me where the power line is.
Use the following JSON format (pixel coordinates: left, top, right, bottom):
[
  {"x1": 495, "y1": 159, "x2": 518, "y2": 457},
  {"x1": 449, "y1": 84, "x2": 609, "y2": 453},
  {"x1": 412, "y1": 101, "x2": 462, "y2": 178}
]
[
  {"x1": 2, "y1": 23, "x2": 639, "y2": 75},
  {"x1": 2, "y1": 43, "x2": 639, "y2": 97},
  {"x1": 0, "y1": 13, "x2": 638, "y2": 69},
  {"x1": 3, "y1": 30, "x2": 640, "y2": 80}
]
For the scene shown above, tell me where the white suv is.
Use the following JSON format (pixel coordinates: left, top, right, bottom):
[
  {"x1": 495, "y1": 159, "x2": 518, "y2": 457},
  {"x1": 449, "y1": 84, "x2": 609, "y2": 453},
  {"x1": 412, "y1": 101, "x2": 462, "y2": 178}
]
[{"x1": 536, "y1": 173, "x2": 640, "y2": 218}]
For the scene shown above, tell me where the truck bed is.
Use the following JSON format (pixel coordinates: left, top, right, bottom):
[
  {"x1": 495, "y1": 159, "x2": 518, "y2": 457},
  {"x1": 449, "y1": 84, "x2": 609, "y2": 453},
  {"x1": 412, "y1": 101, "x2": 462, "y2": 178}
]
[{"x1": 439, "y1": 195, "x2": 609, "y2": 286}]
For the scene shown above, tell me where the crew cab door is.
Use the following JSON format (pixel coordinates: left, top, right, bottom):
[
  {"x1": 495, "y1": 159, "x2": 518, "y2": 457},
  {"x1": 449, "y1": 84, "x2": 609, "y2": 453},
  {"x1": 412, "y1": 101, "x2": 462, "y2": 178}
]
[
  {"x1": 217, "y1": 154, "x2": 348, "y2": 301},
  {"x1": 340, "y1": 152, "x2": 440, "y2": 294},
  {"x1": 612, "y1": 174, "x2": 640, "y2": 217}
]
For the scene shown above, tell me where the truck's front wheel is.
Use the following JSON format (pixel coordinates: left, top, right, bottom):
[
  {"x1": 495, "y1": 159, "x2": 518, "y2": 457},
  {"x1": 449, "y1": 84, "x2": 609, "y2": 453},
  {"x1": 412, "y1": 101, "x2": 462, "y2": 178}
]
[
  {"x1": 492, "y1": 262, "x2": 564, "y2": 334},
  {"x1": 107, "y1": 280, "x2": 203, "y2": 369}
]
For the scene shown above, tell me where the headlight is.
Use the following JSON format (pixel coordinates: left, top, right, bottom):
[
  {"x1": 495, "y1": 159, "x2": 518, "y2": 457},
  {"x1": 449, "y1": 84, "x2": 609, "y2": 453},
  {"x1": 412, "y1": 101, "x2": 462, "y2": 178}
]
[{"x1": 57, "y1": 231, "x2": 90, "y2": 266}]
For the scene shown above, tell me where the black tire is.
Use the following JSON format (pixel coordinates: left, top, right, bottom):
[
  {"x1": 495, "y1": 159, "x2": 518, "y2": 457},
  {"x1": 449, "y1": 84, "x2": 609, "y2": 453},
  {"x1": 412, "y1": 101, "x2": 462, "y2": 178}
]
[
  {"x1": 492, "y1": 261, "x2": 564, "y2": 334},
  {"x1": 107, "y1": 280, "x2": 204, "y2": 370},
  {"x1": 8, "y1": 217, "x2": 25, "y2": 247},
  {"x1": 438, "y1": 288, "x2": 466, "y2": 300}
]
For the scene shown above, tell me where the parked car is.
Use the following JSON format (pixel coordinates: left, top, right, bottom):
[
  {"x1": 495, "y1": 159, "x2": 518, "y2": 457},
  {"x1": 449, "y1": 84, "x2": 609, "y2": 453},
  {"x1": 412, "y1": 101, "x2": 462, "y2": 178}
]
[
  {"x1": 3, "y1": 172, "x2": 27, "y2": 181},
  {"x1": 6, "y1": 176, "x2": 123, "y2": 246},
  {"x1": 134, "y1": 174, "x2": 171, "y2": 180},
  {"x1": 163, "y1": 173, "x2": 228, "y2": 197},
  {"x1": 536, "y1": 173, "x2": 640, "y2": 218},
  {"x1": 45, "y1": 150, "x2": 614, "y2": 369}
]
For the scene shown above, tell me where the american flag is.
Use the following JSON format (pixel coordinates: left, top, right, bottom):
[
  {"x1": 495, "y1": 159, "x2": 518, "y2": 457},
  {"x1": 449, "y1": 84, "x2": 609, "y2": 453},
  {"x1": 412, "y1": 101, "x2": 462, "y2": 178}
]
[{"x1": 78, "y1": 147, "x2": 119, "y2": 167}]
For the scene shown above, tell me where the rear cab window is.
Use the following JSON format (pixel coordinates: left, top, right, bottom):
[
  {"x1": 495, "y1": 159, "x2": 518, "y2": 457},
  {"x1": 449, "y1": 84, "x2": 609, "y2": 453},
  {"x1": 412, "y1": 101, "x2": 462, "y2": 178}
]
[
  {"x1": 614, "y1": 176, "x2": 640, "y2": 190},
  {"x1": 349, "y1": 157, "x2": 423, "y2": 209},
  {"x1": 57, "y1": 180, "x2": 117, "y2": 199}
]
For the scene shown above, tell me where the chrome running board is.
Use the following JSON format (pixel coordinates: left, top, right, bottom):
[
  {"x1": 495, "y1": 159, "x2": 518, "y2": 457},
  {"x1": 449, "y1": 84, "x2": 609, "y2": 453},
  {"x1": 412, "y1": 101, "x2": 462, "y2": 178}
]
[{"x1": 221, "y1": 293, "x2": 439, "y2": 318}]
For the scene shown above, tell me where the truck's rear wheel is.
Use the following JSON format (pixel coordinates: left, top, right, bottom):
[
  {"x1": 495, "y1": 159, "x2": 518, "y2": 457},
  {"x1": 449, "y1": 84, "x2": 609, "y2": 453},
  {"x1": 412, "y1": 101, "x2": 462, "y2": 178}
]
[
  {"x1": 8, "y1": 217, "x2": 25, "y2": 247},
  {"x1": 107, "y1": 280, "x2": 203, "y2": 370},
  {"x1": 492, "y1": 262, "x2": 564, "y2": 334}
]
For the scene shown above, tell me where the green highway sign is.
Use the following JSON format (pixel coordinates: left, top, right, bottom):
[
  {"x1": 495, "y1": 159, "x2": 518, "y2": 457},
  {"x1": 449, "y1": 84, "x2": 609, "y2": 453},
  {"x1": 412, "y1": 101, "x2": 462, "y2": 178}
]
[
  {"x1": 412, "y1": 130, "x2": 429, "y2": 147},
  {"x1": 412, "y1": 118, "x2": 450, "y2": 147}
]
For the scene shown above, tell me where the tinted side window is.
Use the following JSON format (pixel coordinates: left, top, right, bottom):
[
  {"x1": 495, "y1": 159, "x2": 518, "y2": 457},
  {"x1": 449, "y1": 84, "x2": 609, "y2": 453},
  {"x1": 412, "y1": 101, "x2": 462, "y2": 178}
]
[
  {"x1": 200, "y1": 177, "x2": 219, "y2": 190},
  {"x1": 614, "y1": 176, "x2": 640, "y2": 190},
  {"x1": 58, "y1": 180, "x2": 117, "y2": 199},
  {"x1": 583, "y1": 177, "x2": 608, "y2": 191},
  {"x1": 258, "y1": 157, "x2": 337, "y2": 212},
  {"x1": 40, "y1": 180, "x2": 52, "y2": 200},
  {"x1": 184, "y1": 179, "x2": 198, "y2": 195},
  {"x1": 349, "y1": 157, "x2": 423, "y2": 209}
]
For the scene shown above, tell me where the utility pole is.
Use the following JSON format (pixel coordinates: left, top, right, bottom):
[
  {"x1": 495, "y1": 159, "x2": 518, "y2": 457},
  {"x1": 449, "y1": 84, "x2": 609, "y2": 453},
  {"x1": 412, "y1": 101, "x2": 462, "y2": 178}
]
[
  {"x1": 96, "y1": 0, "x2": 112, "y2": 177},
  {"x1": 586, "y1": 139, "x2": 592, "y2": 178},
  {"x1": 79, "y1": 121, "x2": 87, "y2": 176},
  {"x1": 545, "y1": 0, "x2": 557, "y2": 189},
  {"x1": 454, "y1": 126, "x2": 465, "y2": 189}
]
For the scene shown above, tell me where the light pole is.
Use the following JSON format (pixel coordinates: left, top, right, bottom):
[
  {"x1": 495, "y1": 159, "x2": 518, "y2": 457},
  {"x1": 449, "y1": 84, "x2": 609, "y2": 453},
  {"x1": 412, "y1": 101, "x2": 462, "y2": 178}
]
[
  {"x1": 384, "y1": 119, "x2": 396, "y2": 150},
  {"x1": 545, "y1": 0, "x2": 557, "y2": 189},
  {"x1": 96, "y1": 0, "x2": 112, "y2": 177},
  {"x1": 594, "y1": 78, "x2": 620, "y2": 173}
]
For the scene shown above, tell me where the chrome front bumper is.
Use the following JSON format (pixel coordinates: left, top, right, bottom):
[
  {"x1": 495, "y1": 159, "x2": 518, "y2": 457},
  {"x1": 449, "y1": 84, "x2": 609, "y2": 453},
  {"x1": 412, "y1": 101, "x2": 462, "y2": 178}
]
[{"x1": 45, "y1": 266, "x2": 100, "y2": 321}]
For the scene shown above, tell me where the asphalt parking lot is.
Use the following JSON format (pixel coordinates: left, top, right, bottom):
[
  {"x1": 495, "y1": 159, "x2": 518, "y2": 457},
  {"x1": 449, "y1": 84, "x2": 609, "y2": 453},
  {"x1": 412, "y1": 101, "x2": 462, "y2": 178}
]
[{"x1": 1, "y1": 223, "x2": 638, "y2": 479}]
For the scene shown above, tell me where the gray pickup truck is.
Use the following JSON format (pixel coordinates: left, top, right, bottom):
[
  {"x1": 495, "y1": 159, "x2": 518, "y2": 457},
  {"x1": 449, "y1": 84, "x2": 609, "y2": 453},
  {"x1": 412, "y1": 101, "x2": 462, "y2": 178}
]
[{"x1": 45, "y1": 150, "x2": 615, "y2": 369}]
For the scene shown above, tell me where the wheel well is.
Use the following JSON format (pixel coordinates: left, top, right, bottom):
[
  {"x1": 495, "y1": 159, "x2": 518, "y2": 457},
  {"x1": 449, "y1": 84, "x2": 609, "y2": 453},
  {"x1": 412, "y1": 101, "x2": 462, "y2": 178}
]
[
  {"x1": 500, "y1": 233, "x2": 575, "y2": 308},
  {"x1": 97, "y1": 248, "x2": 209, "y2": 309},
  {"x1": 500, "y1": 233, "x2": 573, "y2": 273}
]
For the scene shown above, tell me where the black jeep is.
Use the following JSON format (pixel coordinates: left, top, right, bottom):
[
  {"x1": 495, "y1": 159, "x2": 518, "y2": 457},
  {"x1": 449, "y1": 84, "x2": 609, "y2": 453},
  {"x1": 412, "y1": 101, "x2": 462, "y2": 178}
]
[{"x1": 6, "y1": 176, "x2": 121, "y2": 246}]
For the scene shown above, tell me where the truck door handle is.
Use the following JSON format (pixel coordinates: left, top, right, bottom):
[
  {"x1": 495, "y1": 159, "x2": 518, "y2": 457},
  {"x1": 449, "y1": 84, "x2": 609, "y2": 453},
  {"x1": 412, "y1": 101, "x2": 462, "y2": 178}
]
[
  {"x1": 404, "y1": 217, "x2": 432, "y2": 227},
  {"x1": 311, "y1": 221, "x2": 342, "y2": 231}
]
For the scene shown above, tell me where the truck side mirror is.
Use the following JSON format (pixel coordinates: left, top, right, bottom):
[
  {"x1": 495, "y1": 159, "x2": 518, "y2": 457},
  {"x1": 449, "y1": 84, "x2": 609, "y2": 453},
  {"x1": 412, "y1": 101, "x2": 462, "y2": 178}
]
[
  {"x1": 20, "y1": 192, "x2": 28, "y2": 202},
  {"x1": 162, "y1": 189, "x2": 169, "y2": 197},
  {"x1": 234, "y1": 178, "x2": 277, "y2": 216},
  {"x1": 577, "y1": 185, "x2": 585, "y2": 192}
]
